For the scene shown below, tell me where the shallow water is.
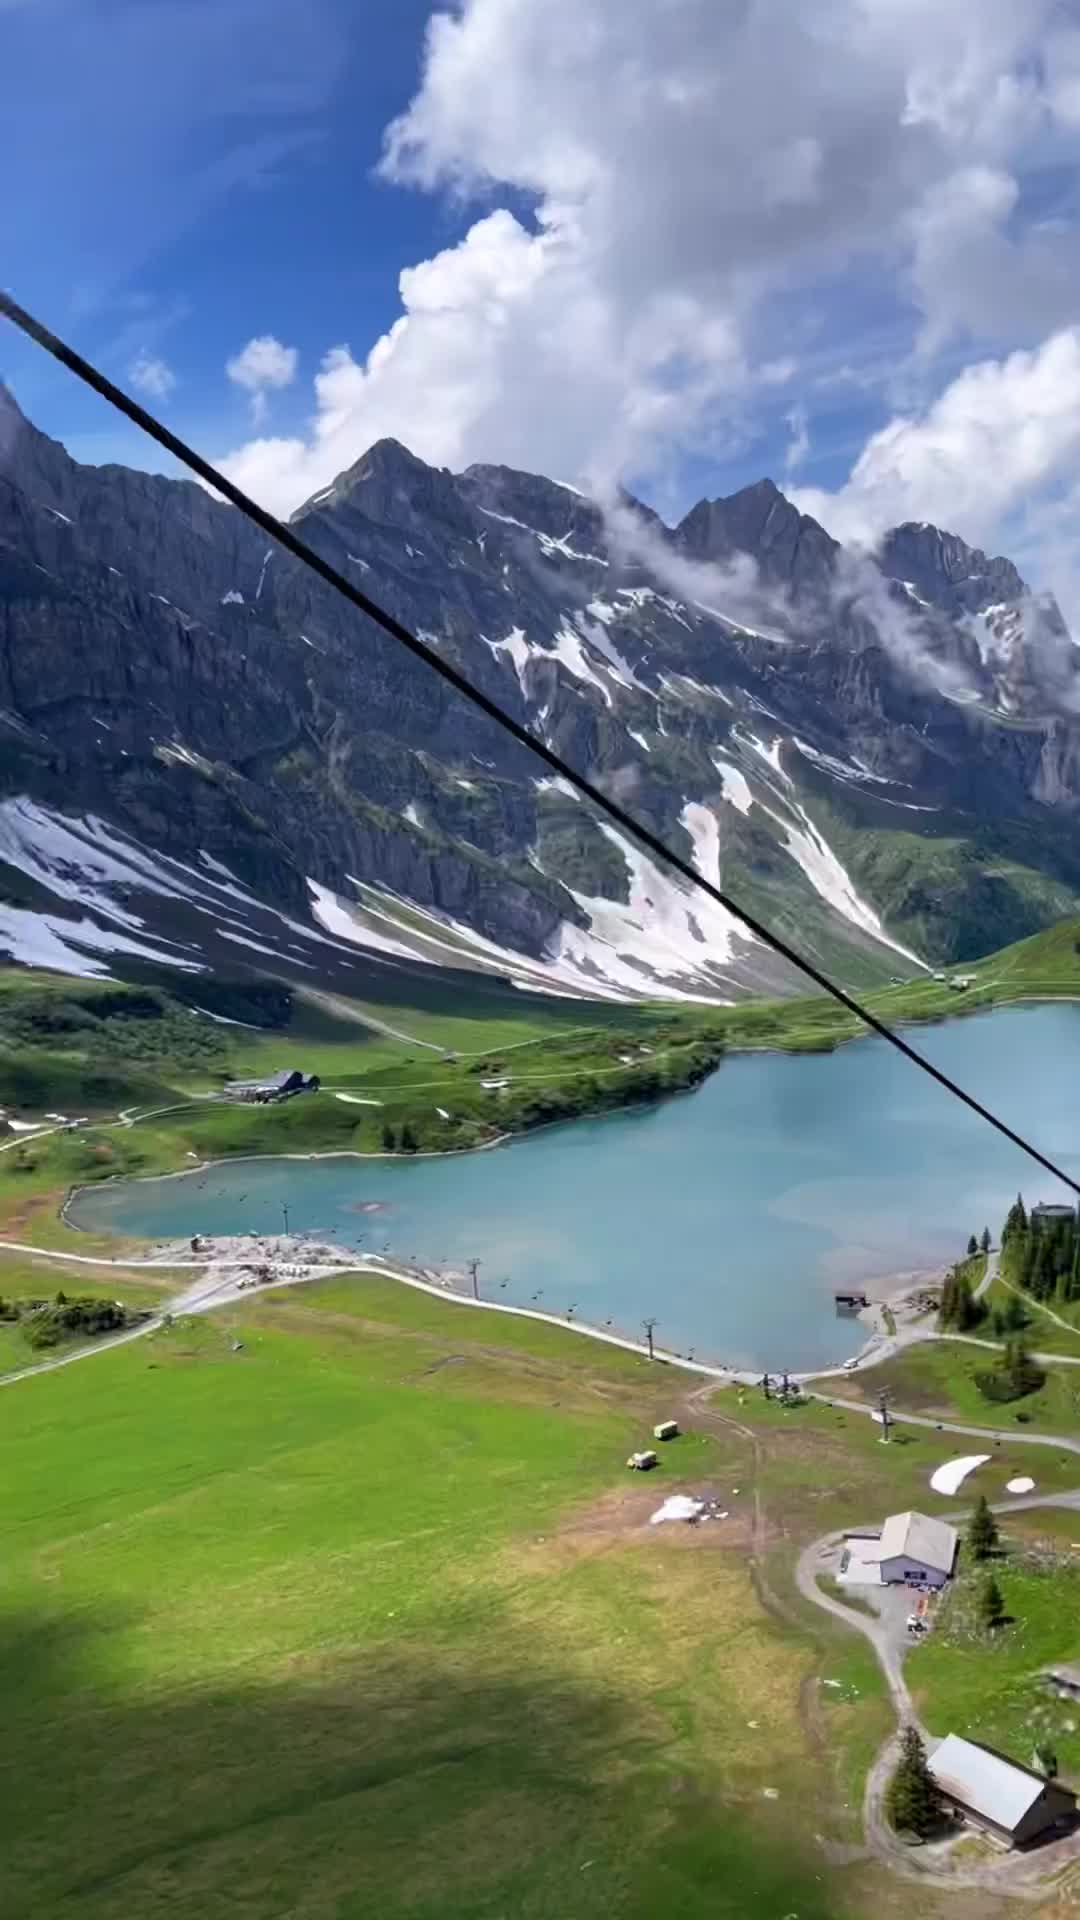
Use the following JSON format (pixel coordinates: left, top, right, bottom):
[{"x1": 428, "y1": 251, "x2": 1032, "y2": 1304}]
[{"x1": 70, "y1": 1003, "x2": 1080, "y2": 1369}]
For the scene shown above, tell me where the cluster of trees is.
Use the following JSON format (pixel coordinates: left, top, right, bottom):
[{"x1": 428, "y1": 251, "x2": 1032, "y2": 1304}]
[
  {"x1": 1003, "y1": 1194, "x2": 1080, "y2": 1304},
  {"x1": 974, "y1": 1336, "x2": 1046, "y2": 1404},
  {"x1": 938, "y1": 1265, "x2": 984, "y2": 1332},
  {"x1": 11, "y1": 1290, "x2": 141, "y2": 1351},
  {"x1": 965, "y1": 1228, "x2": 992, "y2": 1257},
  {"x1": 0, "y1": 982, "x2": 228, "y2": 1070},
  {"x1": 381, "y1": 1123, "x2": 417, "y2": 1154}
]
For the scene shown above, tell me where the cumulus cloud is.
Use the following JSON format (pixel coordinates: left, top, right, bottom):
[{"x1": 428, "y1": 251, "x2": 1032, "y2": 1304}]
[
  {"x1": 218, "y1": 0, "x2": 1080, "y2": 526},
  {"x1": 783, "y1": 406, "x2": 810, "y2": 473},
  {"x1": 226, "y1": 334, "x2": 298, "y2": 423},
  {"x1": 791, "y1": 328, "x2": 1080, "y2": 545},
  {"x1": 791, "y1": 327, "x2": 1080, "y2": 629},
  {"x1": 128, "y1": 352, "x2": 176, "y2": 400}
]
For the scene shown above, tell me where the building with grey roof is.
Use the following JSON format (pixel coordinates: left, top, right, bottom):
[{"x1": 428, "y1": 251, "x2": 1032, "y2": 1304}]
[
  {"x1": 224, "y1": 1068, "x2": 320, "y2": 1103},
  {"x1": 877, "y1": 1510, "x2": 957, "y2": 1588},
  {"x1": 928, "y1": 1734, "x2": 1075, "y2": 1847}
]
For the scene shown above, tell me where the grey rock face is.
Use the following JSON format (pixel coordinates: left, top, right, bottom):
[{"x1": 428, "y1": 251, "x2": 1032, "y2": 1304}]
[{"x1": 2, "y1": 376, "x2": 1080, "y2": 997}]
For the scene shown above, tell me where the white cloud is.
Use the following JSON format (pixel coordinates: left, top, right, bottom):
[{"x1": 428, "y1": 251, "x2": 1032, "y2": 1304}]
[
  {"x1": 128, "y1": 352, "x2": 176, "y2": 400},
  {"x1": 217, "y1": 0, "x2": 1080, "y2": 518},
  {"x1": 226, "y1": 334, "x2": 298, "y2": 424},
  {"x1": 783, "y1": 406, "x2": 810, "y2": 473},
  {"x1": 790, "y1": 327, "x2": 1080, "y2": 627},
  {"x1": 792, "y1": 330, "x2": 1080, "y2": 547}
]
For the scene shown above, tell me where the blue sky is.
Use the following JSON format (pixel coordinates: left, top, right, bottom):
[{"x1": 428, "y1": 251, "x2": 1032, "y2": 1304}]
[
  {"x1": 5, "y1": 0, "x2": 1080, "y2": 613},
  {"x1": 3, "y1": 0, "x2": 442, "y2": 462}
]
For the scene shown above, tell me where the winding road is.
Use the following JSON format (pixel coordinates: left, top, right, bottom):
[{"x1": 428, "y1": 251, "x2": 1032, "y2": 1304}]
[{"x1": 792, "y1": 1387, "x2": 1080, "y2": 1896}]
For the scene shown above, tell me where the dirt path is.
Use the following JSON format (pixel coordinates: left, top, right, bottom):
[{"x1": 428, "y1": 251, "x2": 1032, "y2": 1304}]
[
  {"x1": 795, "y1": 1460, "x2": 1080, "y2": 1895},
  {"x1": 808, "y1": 1386, "x2": 1080, "y2": 1456},
  {"x1": 973, "y1": 1244, "x2": 1000, "y2": 1301},
  {"x1": 292, "y1": 984, "x2": 445, "y2": 1052}
]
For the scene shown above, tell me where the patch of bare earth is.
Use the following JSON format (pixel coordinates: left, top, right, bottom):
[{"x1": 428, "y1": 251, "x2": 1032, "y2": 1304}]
[{"x1": 547, "y1": 1482, "x2": 759, "y2": 1562}]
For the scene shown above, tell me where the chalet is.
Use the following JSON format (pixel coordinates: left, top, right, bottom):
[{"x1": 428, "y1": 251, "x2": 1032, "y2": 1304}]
[
  {"x1": 928, "y1": 1734, "x2": 1076, "y2": 1848},
  {"x1": 878, "y1": 1511, "x2": 957, "y2": 1587},
  {"x1": 838, "y1": 1511, "x2": 957, "y2": 1589},
  {"x1": 224, "y1": 1068, "x2": 320, "y2": 1104}
]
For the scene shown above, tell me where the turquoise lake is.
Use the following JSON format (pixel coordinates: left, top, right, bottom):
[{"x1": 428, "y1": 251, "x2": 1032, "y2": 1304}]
[{"x1": 69, "y1": 1003, "x2": 1080, "y2": 1370}]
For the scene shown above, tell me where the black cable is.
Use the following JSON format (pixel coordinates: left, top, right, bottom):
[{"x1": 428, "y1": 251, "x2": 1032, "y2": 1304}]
[{"x1": 3, "y1": 286, "x2": 1078, "y2": 1199}]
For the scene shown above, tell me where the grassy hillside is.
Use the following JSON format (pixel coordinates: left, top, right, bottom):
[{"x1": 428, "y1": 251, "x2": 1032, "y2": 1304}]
[
  {"x1": 0, "y1": 1278, "x2": 841, "y2": 1920},
  {"x1": 6, "y1": 1268, "x2": 1063, "y2": 1919},
  {"x1": 911, "y1": 1510, "x2": 1080, "y2": 1783}
]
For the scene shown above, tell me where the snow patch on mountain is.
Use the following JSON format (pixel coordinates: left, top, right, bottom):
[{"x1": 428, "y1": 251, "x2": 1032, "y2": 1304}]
[
  {"x1": 578, "y1": 620, "x2": 646, "y2": 692},
  {"x1": 681, "y1": 803, "x2": 723, "y2": 889},
  {"x1": 0, "y1": 905, "x2": 205, "y2": 978},
  {"x1": 753, "y1": 791, "x2": 925, "y2": 965},
  {"x1": 737, "y1": 730, "x2": 790, "y2": 783},
  {"x1": 711, "y1": 756, "x2": 754, "y2": 815},
  {"x1": 534, "y1": 776, "x2": 579, "y2": 800},
  {"x1": 550, "y1": 626, "x2": 615, "y2": 706},
  {"x1": 551, "y1": 824, "x2": 747, "y2": 1000},
  {"x1": 484, "y1": 626, "x2": 533, "y2": 694},
  {"x1": 792, "y1": 738, "x2": 894, "y2": 787},
  {"x1": 537, "y1": 531, "x2": 608, "y2": 565}
]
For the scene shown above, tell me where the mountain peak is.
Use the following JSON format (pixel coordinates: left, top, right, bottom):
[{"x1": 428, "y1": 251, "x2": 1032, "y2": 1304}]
[
  {"x1": 674, "y1": 475, "x2": 837, "y2": 590},
  {"x1": 292, "y1": 437, "x2": 461, "y2": 528},
  {"x1": 878, "y1": 520, "x2": 1026, "y2": 617}
]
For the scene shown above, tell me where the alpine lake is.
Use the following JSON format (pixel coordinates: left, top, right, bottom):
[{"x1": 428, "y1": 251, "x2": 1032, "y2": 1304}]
[{"x1": 69, "y1": 1003, "x2": 1080, "y2": 1371}]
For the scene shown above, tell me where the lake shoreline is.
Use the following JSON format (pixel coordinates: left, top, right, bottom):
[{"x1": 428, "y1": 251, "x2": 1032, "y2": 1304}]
[{"x1": 56, "y1": 1001, "x2": 1080, "y2": 1375}]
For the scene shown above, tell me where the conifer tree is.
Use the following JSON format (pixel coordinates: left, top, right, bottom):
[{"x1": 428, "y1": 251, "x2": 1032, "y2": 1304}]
[
  {"x1": 976, "y1": 1571, "x2": 1005, "y2": 1631},
  {"x1": 885, "y1": 1726, "x2": 943, "y2": 1837},
  {"x1": 967, "y1": 1495, "x2": 998, "y2": 1562}
]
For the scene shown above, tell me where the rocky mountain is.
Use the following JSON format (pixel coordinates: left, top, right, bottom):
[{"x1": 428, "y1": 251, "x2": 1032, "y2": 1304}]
[{"x1": 2, "y1": 375, "x2": 1080, "y2": 1007}]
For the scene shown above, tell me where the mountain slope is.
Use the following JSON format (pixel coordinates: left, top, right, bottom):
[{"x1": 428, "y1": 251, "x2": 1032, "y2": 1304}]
[{"x1": 2, "y1": 378, "x2": 1080, "y2": 1002}]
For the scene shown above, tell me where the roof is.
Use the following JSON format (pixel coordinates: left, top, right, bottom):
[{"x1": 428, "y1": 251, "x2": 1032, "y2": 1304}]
[
  {"x1": 929, "y1": 1735, "x2": 1056, "y2": 1832},
  {"x1": 838, "y1": 1545, "x2": 883, "y2": 1586},
  {"x1": 878, "y1": 1510, "x2": 957, "y2": 1574},
  {"x1": 226, "y1": 1068, "x2": 303, "y2": 1091}
]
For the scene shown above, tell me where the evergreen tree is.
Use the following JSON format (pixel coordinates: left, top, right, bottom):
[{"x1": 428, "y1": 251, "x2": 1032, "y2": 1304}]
[
  {"x1": 967, "y1": 1495, "x2": 998, "y2": 1562},
  {"x1": 980, "y1": 1227, "x2": 991, "y2": 1253},
  {"x1": 939, "y1": 1266, "x2": 981, "y2": 1332},
  {"x1": 1002, "y1": 1194, "x2": 1027, "y2": 1245},
  {"x1": 967, "y1": 1234, "x2": 978, "y2": 1258},
  {"x1": 400, "y1": 1122, "x2": 418, "y2": 1153},
  {"x1": 976, "y1": 1571, "x2": 1005, "y2": 1631},
  {"x1": 991, "y1": 1291, "x2": 1029, "y2": 1336},
  {"x1": 381, "y1": 1123, "x2": 396, "y2": 1152},
  {"x1": 885, "y1": 1726, "x2": 943, "y2": 1837}
]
